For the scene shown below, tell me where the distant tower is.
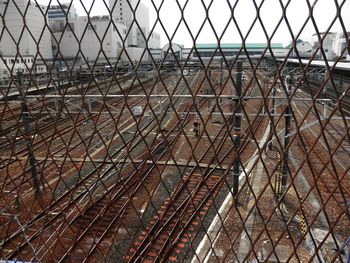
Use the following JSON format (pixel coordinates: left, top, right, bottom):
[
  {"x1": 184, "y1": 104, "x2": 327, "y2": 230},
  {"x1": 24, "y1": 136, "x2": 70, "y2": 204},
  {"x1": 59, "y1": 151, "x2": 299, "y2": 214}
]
[
  {"x1": 109, "y1": 0, "x2": 149, "y2": 48},
  {"x1": 48, "y1": 2, "x2": 78, "y2": 23}
]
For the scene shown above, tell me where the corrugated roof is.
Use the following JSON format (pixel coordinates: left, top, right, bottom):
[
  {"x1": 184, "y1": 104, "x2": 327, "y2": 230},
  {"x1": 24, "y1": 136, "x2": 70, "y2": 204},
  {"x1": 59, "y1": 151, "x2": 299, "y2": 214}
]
[{"x1": 195, "y1": 43, "x2": 285, "y2": 49}]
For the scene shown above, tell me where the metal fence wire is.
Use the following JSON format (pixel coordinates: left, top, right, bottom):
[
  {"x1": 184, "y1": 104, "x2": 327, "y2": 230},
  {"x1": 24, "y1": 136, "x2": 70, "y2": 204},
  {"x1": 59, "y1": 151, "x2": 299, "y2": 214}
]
[{"x1": 1, "y1": 0, "x2": 350, "y2": 262}]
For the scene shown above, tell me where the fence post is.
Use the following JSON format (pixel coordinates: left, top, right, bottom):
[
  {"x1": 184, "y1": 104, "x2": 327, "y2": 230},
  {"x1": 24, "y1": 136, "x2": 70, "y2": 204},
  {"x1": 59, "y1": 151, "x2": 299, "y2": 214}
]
[
  {"x1": 232, "y1": 60, "x2": 242, "y2": 198},
  {"x1": 18, "y1": 71, "x2": 40, "y2": 194}
]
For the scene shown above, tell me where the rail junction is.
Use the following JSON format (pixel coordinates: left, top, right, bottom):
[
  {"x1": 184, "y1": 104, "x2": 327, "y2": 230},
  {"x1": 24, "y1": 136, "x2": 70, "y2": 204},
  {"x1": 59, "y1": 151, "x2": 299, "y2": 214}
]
[{"x1": 0, "y1": 57, "x2": 349, "y2": 262}]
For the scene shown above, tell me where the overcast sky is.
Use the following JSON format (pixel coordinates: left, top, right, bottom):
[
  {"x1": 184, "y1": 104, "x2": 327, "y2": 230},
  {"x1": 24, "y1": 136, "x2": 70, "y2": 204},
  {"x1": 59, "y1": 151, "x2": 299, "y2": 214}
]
[{"x1": 37, "y1": 0, "x2": 350, "y2": 47}]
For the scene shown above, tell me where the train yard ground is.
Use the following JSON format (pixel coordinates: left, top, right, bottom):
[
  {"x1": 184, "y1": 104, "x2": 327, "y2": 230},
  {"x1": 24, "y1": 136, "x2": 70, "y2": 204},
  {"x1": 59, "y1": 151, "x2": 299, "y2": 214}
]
[{"x1": 0, "y1": 63, "x2": 349, "y2": 262}]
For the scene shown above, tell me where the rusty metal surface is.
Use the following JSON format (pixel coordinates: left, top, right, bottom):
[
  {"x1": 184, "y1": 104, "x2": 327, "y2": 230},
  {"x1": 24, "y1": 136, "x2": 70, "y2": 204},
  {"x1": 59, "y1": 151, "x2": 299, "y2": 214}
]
[{"x1": 1, "y1": 0, "x2": 350, "y2": 262}]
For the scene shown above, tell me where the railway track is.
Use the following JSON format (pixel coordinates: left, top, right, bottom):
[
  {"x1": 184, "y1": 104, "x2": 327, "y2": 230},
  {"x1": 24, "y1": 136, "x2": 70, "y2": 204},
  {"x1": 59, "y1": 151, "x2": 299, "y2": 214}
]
[
  {"x1": 0, "y1": 65, "x2": 163, "y2": 154},
  {"x1": 0, "y1": 113, "x2": 161, "y2": 261},
  {"x1": 292, "y1": 91, "x2": 350, "y2": 215},
  {"x1": 126, "y1": 172, "x2": 223, "y2": 262},
  {"x1": 0, "y1": 72, "x2": 200, "y2": 261},
  {"x1": 52, "y1": 130, "x2": 181, "y2": 262},
  {"x1": 299, "y1": 130, "x2": 350, "y2": 206},
  {"x1": 301, "y1": 78, "x2": 350, "y2": 114},
  {"x1": 124, "y1": 73, "x2": 267, "y2": 262},
  {"x1": 1, "y1": 68, "x2": 266, "y2": 262},
  {"x1": 323, "y1": 120, "x2": 350, "y2": 166},
  {"x1": 41, "y1": 74, "x2": 203, "y2": 262},
  {"x1": 0, "y1": 72, "x2": 182, "y2": 203}
]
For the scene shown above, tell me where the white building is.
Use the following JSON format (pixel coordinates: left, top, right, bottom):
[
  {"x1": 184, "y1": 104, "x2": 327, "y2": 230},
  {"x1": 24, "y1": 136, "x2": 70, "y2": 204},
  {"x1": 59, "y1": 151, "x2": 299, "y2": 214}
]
[
  {"x1": 50, "y1": 15, "x2": 127, "y2": 63},
  {"x1": 109, "y1": 0, "x2": 161, "y2": 60},
  {"x1": 0, "y1": 55, "x2": 48, "y2": 79},
  {"x1": 48, "y1": 2, "x2": 78, "y2": 22},
  {"x1": 77, "y1": 16, "x2": 127, "y2": 62},
  {"x1": 49, "y1": 0, "x2": 160, "y2": 63},
  {"x1": 0, "y1": 0, "x2": 52, "y2": 78},
  {"x1": 0, "y1": 0, "x2": 53, "y2": 60},
  {"x1": 110, "y1": 0, "x2": 148, "y2": 47},
  {"x1": 48, "y1": 3, "x2": 78, "y2": 61},
  {"x1": 148, "y1": 32, "x2": 161, "y2": 49},
  {"x1": 312, "y1": 32, "x2": 337, "y2": 60},
  {"x1": 48, "y1": 2, "x2": 78, "y2": 36},
  {"x1": 312, "y1": 32, "x2": 350, "y2": 61},
  {"x1": 332, "y1": 32, "x2": 350, "y2": 60}
]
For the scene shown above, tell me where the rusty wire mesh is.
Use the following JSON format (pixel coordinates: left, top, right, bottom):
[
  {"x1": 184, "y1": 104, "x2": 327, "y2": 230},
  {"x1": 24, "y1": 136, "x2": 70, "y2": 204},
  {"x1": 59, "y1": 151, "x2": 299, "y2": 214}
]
[{"x1": 0, "y1": 0, "x2": 350, "y2": 262}]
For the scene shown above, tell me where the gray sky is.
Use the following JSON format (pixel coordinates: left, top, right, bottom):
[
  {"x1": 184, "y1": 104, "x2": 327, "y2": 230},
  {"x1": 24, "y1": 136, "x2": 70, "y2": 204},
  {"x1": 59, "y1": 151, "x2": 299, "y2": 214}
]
[{"x1": 38, "y1": 0, "x2": 350, "y2": 47}]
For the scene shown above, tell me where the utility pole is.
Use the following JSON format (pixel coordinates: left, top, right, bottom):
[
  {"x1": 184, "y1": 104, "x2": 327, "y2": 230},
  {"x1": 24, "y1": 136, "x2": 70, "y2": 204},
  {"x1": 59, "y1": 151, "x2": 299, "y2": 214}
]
[
  {"x1": 208, "y1": 68, "x2": 212, "y2": 109},
  {"x1": 18, "y1": 72, "x2": 40, "y2": 194},
  {"x1": 105, "y1": 63, "x2": 107, "y2": 89},
  {"x1": 220, "y1": 58, "x2": 223, "y2": 104},
  {"x1": 56, "y1": 60, "x2": 63, "y2": 89},
  {"x1": 281, "y1": 75, "x2": 292, "y2": 198},
  {"x1": 220, "y1": 58, "x2": 223, "y2": 84},
  {"x1": 232, "y1": 60, "x2": 243, "y2": 198}
]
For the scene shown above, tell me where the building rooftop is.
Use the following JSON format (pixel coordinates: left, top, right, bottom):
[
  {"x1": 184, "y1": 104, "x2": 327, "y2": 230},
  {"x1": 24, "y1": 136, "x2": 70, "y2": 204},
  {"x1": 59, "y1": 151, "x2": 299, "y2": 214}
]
[
  {"x1": 49, "y1": 4, "x2": 71, "y2": 10},
  {"x1": 281, "y1": 58, "x2": 350, "y2": 71},
  {"x1": 195, "y1": 43, "x2": 285, "y2": 49}
]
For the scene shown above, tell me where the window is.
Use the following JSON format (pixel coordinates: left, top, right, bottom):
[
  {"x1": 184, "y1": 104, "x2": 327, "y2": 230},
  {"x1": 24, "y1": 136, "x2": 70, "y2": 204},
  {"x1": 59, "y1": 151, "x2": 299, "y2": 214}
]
[
  {"x1": 87, "y1": 24, "x2": 97, "y2": 30},
  {"x1": 4, "y1": 59, "x2": 7, "y2": 65},
  {"x1": 67, "y1": 23, "x2": 75, "y2": 32},
  {"x1": 16, "y1": 59, "x2": 19, "y2": 63},
  {"x1": 120, "y1": 12, "x2": 122, "y2": 15},
  {"x1": 11, "y1": 59, "x2": 15, "y2": 64}
]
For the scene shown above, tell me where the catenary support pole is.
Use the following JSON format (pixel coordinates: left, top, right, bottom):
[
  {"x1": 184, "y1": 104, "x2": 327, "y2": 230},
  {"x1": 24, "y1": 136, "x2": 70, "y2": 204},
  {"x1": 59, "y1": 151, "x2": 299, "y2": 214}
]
[
  {"x1": 269, "y1": 78, "x2": 277, "y2": 150},
  {"x1": 18, "y1": 72, "x2": 40, "y2": 194},
  {"x1": 232, "y1": 60, "x2": 242, "y2": 198},
  {"x1": 281, "y1": 75, "x2": 292, "y2": 198}
]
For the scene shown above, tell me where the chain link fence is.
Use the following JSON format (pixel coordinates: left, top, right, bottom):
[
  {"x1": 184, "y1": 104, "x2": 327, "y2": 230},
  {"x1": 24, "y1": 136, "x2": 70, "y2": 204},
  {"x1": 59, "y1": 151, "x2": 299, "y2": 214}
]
[{"x1": 1, "y1": 0, "x2": 350, "y2": 262}]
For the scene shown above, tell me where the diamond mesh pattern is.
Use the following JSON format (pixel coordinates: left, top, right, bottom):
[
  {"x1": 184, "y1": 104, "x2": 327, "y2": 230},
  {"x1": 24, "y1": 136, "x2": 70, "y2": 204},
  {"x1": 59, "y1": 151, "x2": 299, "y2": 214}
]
[{"x1": 0, "y1": 0, "x2": 350, "y2": 262}]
